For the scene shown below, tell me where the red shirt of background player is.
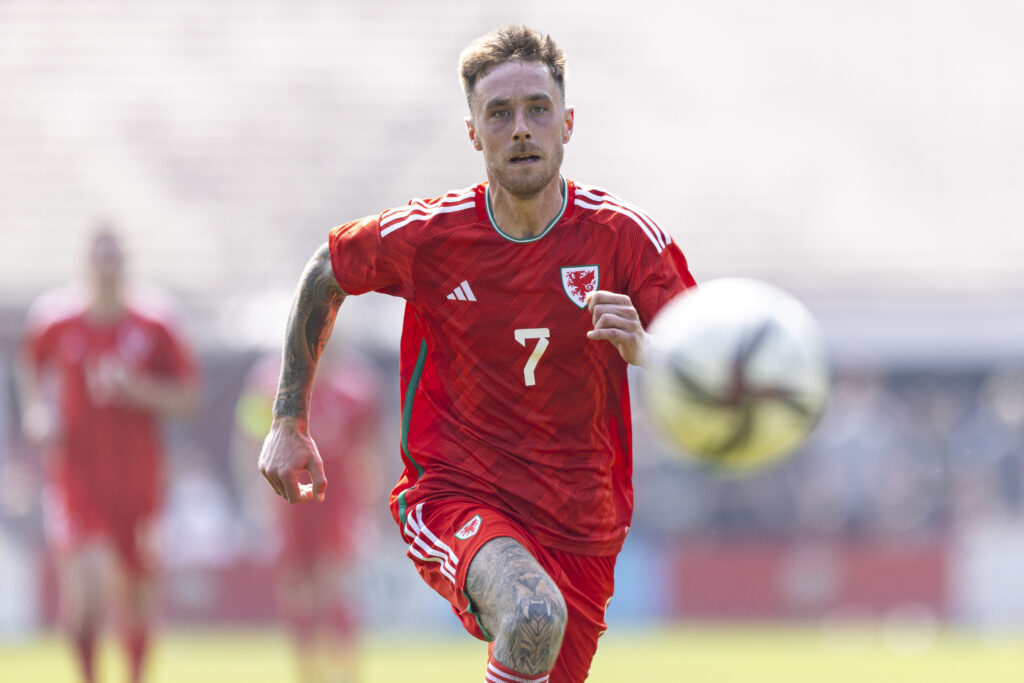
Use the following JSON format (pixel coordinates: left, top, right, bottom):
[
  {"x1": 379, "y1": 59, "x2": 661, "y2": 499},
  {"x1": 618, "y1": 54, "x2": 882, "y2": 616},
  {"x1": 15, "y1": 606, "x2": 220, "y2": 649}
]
[{"x1": 23, "y1": 292, "x2": 198, "y2": 565}]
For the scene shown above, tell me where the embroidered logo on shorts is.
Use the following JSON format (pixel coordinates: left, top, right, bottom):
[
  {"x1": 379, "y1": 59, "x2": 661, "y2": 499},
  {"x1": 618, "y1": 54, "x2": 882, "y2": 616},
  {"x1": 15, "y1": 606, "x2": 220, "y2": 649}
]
[{"x1": 455, "y1": 514, "x2": 482, "y2": 540}]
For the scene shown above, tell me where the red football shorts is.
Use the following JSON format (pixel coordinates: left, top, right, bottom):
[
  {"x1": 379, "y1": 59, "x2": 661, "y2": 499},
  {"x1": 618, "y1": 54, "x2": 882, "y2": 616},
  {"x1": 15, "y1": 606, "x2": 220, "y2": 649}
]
[
  {"x1": 395, "y1": 498, "x2": 616, "y2": 683},
  {"x1": 44, "y1": 483, "x2": 159, "y2": 575}
]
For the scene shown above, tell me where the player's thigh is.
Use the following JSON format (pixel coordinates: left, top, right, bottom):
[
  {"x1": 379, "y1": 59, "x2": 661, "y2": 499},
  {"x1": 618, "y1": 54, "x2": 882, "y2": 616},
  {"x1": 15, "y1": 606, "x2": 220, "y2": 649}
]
[
  {"x1": 119, "y1": 566, "x2": 158, "y2": 624},
  {"x1": 465, "y1": 536, "x2": 567, "y2": 639},
  {"x1": 104, "y1": 511, "x2": 161, "y2": 621},
  {"x1": 399, "y1": 499, "x2": 559, "y2": 639},
  {"x1": 56, "y1": 539, "x2": 120, "y2": 616}
]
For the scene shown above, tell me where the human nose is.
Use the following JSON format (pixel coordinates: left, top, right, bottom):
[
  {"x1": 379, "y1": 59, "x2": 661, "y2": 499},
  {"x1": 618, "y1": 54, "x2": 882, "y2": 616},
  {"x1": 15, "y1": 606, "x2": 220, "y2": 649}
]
[{"x1": 512, "y1": 108, "x2": 531, "y2": 141}]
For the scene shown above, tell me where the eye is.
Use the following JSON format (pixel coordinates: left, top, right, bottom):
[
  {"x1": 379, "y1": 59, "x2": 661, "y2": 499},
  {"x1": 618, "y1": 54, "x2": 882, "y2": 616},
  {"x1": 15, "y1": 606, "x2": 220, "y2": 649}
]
[
  {"x1": 493, "y1": 110, "x2": 509, "y2": 119},
  {"x1": 531, "y1": 105, "x2": 547, "y2": 114}
]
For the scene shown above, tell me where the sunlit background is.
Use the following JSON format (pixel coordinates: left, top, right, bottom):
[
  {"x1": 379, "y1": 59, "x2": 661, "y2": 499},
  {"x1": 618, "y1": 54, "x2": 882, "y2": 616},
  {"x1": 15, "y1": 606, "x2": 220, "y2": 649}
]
[{"x1": 2, "y1": 1, "x2": 1023, "y2": 680}]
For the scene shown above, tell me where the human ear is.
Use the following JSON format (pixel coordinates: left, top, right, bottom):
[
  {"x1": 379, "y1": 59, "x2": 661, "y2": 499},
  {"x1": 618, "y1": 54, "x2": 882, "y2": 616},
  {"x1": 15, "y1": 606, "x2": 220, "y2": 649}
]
[
  {"x1": 562, "y1": 107, "x2": 575, "y2": 144},
  {"x1": 465, "y1": 117, "x2": 483, "y2": 151}
]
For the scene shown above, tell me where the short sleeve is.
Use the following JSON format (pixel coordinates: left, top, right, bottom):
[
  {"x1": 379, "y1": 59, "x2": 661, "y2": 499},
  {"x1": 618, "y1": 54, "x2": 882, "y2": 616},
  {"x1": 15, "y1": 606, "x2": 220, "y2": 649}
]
[
  {"x1": 23, "y1": 316, "x2": 60, "y2": 369},
  {"x1": 624, "y1": 239, "x2": 697, "y2": 327},
  {"x1": 328, "y1": 213, "x2": 415, "y2": 299},
  {"x1": 149, "y1": 319, "x2": 200, "y2": 382},
  {"x1": 21, "y1": 288, "x2": 80, "y2": 369}
]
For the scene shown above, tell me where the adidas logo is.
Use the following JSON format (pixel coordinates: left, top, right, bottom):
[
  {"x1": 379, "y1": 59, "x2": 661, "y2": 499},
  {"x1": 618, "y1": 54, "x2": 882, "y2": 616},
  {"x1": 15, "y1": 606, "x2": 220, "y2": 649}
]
[{"x1": 447, "y1": 280, "x2": 476, "y2": 301}]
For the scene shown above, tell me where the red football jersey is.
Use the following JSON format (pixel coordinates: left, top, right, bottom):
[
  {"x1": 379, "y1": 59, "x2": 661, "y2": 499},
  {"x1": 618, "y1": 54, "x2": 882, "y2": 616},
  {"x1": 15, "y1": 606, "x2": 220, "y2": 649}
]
[
  {"x1": 24, "y1": 290, "x2": 198, "y2": 519},
  {"x1": 329, "y1": 178, "x2": 695, "y2": 555}
]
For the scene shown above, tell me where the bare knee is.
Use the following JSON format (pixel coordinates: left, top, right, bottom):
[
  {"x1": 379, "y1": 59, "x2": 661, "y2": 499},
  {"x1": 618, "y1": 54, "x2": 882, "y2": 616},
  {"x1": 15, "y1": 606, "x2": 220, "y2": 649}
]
[
  {"x1": 59, "y1": 543, "x2": 115, "y2": 631},
  {"x1": 466, "y1": 537, "x2": 568, "y2": 675},
  {"x1": 494, "y1": 581, "x2": 567, "y2": 673}
]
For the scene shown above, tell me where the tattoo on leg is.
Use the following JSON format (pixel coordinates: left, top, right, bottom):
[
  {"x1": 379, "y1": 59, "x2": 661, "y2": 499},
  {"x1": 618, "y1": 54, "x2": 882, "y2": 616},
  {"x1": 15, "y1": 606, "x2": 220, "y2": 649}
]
[{"x1": 466, "y1": 537, "x2": 567, "y2": 675}]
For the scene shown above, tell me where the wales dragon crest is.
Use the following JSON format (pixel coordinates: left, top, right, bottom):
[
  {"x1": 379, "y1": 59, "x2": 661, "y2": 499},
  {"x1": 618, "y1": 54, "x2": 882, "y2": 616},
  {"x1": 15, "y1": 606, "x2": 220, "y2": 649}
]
[{"x1": 561, "y1": 265, "x2": 600, "y2": 308}]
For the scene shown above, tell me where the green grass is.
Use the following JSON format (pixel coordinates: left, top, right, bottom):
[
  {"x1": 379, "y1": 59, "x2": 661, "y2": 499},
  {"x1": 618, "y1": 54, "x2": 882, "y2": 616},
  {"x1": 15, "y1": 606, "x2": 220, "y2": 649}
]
[{"x1": 1, "y1": 624, "x2": 1022, "y2": 682}]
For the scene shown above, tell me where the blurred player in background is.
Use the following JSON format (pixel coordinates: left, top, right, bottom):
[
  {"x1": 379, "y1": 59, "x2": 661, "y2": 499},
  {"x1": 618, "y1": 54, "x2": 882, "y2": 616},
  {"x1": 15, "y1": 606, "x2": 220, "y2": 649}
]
[
  {"x1": 17, "y1": 225, "x2": 200, "y2": 683},
  {"x1": 258, "y1": 24, "x2": 695, "y2": 683},
  {"x1": 232, "y1": 344, "x2": 381, "y2": 683}
]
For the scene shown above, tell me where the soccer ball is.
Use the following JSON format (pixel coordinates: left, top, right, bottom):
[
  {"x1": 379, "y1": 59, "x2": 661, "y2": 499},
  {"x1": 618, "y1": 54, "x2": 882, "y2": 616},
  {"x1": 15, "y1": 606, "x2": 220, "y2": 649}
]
[{"x1": 641, "y1": 278, "x2": 830, "y2": 472}]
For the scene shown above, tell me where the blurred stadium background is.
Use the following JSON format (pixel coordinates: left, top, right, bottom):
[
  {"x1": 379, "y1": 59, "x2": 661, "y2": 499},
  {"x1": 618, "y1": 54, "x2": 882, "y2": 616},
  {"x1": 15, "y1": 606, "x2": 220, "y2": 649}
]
[{"x1": 1, "y1": 0, "x2": 1023, "y2": 680}]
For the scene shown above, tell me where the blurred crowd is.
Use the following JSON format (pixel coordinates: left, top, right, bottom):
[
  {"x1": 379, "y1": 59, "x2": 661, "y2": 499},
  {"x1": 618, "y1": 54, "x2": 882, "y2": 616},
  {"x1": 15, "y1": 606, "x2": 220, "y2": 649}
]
[{"x1": 634, "y1": 365, "x2": 1024, "y2": 539}]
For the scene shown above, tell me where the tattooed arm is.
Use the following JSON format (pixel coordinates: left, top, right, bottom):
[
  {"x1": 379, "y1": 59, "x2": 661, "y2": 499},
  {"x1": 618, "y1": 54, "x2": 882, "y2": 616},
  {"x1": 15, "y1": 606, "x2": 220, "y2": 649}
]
[{"x1": 258, "y1": 242, "x2": 346, "y2": 504}]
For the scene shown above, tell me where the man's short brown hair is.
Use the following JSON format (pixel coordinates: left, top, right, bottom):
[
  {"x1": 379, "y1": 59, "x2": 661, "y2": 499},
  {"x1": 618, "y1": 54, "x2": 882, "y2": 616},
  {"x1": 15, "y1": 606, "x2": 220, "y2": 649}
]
[{"x1": 458, "y1": 24, "x2": 567, "y2": 109}]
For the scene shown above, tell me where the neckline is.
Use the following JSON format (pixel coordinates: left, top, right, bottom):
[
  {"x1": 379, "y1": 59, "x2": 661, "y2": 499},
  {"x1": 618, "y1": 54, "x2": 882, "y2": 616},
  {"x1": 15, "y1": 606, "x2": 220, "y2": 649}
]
[{"x1": 485, "y1": 176, "x2": 568, "y2": 243}]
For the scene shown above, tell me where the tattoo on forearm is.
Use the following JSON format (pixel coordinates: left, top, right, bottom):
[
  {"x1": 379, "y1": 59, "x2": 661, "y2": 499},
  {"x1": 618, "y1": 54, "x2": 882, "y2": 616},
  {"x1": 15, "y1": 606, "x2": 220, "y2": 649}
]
[
  {"x1": 274, "y1": 243, "x2": 345, "y2": 420},
  {"x1": 466, "y1": 537, "x2": 567, "y2": 674}
]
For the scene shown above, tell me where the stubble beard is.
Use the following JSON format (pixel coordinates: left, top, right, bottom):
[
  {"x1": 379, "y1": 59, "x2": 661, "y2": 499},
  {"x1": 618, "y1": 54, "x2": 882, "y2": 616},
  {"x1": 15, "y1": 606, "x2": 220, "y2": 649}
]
[{"x1": 487, "y1": 143, "x2": 564, "y2": 200}]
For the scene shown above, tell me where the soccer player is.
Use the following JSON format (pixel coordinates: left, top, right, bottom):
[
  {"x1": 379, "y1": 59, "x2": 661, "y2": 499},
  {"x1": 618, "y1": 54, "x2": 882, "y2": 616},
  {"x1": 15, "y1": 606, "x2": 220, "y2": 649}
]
[
  {"x1": 258, "y1": 25, "x2": 696, "y2": 682},
  {"x1": 18, "y1": 226, "x2": 200, "y2": 683},
  {"x1": 233, "y1": 347, "x2": 381, "y2": 683}
]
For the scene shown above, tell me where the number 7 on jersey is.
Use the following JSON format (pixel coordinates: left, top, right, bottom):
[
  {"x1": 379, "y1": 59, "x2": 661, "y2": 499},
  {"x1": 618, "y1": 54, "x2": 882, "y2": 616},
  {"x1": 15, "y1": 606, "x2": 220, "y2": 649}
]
[{"x1": 514, "y1": 328, "x2": 550, "y2": 387}]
